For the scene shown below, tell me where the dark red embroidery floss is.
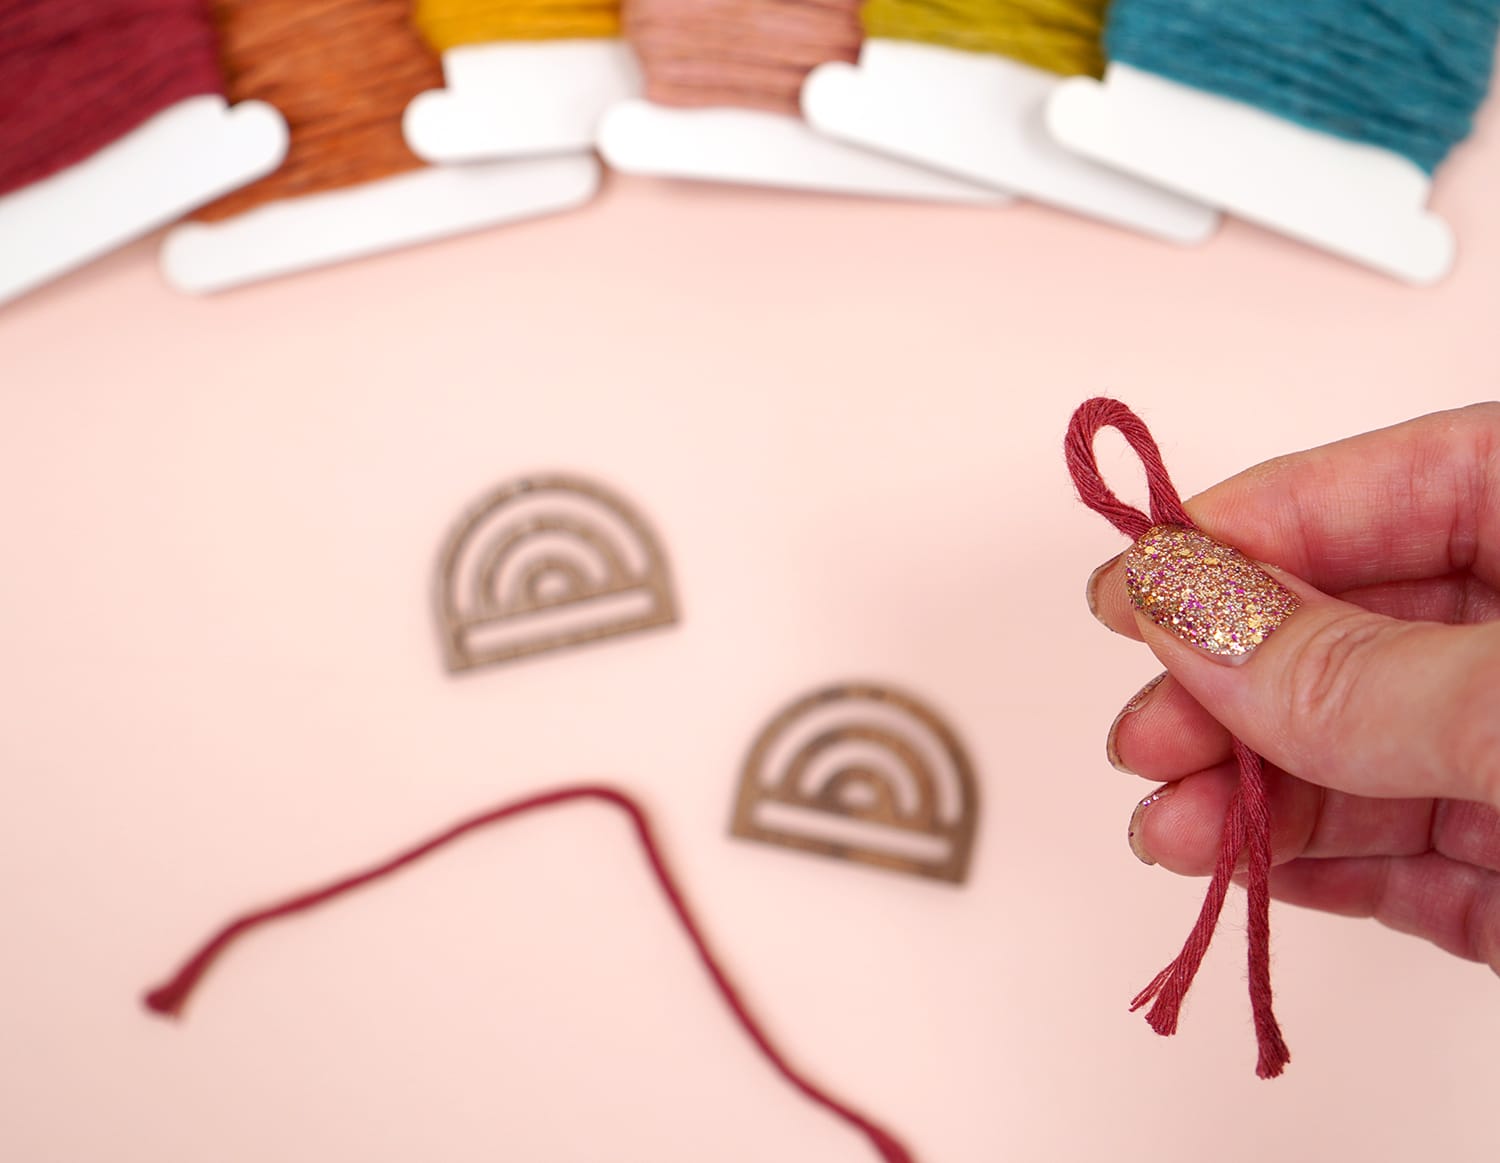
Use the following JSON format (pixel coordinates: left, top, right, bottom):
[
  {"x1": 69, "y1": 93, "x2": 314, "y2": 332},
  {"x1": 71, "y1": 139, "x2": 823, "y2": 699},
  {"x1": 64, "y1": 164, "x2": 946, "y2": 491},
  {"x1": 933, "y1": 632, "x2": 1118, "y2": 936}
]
[
  {"x1": 1065, "y1": 397, "x2": 1290, "y2": 1079},
  {"x1": 143, "y1": 783, "x2": 915, "y2": 1162},
  {"x1": 0, "y1": 0, "x2": 225, "y2": 198}
]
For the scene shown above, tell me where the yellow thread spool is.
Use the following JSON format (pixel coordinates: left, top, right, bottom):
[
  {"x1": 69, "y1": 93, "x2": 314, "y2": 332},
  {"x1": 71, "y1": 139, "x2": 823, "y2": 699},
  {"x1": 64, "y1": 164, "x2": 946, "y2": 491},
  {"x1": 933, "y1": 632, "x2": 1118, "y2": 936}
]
[
  {"x1": 414, "y1": 0, "x2": 622, "y2": 51},
  {"x1": 860, "y1": 0, "x2": 1108, "y2": 77}
]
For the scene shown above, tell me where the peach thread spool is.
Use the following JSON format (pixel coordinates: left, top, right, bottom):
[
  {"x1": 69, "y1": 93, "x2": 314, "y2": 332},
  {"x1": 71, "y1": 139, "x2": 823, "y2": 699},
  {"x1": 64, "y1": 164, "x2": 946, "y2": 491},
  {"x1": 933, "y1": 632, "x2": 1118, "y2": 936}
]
[{"x1": 598, "y1": 0, "x2": 1008, "y2": 201}]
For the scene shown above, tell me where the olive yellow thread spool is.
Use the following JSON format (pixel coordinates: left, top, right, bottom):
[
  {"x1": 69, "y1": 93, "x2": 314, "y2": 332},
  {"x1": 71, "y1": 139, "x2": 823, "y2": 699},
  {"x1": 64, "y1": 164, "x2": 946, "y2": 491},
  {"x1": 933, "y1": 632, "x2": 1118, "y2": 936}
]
[
  {"x1": 800, "y1": 0, "x2": 1218, "y2": 238},
  {"x1": 861, "y1": 0, "x2": 1108, "y2": 78}
]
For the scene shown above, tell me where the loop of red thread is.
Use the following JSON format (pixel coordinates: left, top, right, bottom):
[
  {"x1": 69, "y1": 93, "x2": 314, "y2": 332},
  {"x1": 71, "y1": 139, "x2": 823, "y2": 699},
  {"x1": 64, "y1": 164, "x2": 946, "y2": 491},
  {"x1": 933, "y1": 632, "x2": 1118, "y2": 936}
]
[
  {"x1": 143, "y1": 784, "x2": 914, "y2": 1162},
  {"x1": 0, "y1": 1, "x2": 225, "y2": 198},
  {"x1": 1065, "y1": 398, "x2": 1290, "y2": 1079},
  {"x1": 1063, "y1": 397, "x2": 1194, "y2": 539}
]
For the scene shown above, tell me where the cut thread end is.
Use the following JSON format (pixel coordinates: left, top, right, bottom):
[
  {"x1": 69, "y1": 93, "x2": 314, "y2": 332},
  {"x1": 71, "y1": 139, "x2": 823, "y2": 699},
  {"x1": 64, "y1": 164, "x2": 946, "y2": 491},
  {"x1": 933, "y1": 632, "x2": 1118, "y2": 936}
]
[{"x1": 142, "y1": 986, "x2": 189, "y2": 1018}]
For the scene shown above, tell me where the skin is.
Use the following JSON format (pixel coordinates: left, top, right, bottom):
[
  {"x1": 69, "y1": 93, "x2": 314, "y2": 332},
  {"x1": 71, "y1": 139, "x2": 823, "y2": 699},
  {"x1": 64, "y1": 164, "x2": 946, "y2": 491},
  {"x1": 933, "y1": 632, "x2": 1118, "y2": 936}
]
[{"x1": 1087, "y1": 403, "x2": 1500, "y2": 974}]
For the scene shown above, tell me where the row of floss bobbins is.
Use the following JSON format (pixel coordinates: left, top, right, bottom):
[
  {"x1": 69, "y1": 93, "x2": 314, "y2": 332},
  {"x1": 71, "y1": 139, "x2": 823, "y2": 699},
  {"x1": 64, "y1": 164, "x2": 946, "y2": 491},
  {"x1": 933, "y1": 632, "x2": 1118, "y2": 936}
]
[
  {"x1": 801, "y1": 0, "x2": 1219, "y2": 241},
  {"x1": 161, "y1": 0, "x2": 600, "y2": 293},
  {"x1": 1045, "y1": 0, "x2": 1500, "y2": 283},
  {"x1": 0, "y1": 0, "x2": 284, "y2": 305},
  {"x1": 404, "y1": 0, "x2": 1500, "y2": 273},
  {"x1": 596, "y1": 0, "x2": 1008, "y2": 202}
]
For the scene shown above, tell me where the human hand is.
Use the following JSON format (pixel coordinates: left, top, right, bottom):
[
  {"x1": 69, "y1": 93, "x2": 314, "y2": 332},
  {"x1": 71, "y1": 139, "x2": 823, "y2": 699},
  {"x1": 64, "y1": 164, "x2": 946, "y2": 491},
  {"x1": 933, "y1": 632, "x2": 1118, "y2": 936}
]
[{"x1": 1087, "y1": 403, "x2": 1500, "y2": 974}]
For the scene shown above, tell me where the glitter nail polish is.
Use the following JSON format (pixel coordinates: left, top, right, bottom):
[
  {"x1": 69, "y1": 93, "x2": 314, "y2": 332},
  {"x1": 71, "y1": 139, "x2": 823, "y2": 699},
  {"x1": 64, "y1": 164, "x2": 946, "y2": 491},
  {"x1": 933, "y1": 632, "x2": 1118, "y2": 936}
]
[{"x1": 1123, "y1": 526, "x2": 1299, "y2": 659}]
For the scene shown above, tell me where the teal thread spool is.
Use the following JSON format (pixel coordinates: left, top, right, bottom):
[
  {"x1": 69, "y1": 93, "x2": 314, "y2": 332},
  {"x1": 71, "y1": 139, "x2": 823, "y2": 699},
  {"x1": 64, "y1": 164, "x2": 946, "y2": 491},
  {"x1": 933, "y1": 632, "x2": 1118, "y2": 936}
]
[{"x1": 1104, "y1": 0, "x2": 1499, "y2": 172}]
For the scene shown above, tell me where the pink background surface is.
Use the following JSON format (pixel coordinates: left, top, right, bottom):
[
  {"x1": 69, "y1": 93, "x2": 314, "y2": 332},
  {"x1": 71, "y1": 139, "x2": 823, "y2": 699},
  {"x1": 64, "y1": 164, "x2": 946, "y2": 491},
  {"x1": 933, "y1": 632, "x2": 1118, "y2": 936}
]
[{"x1": 3, "y1": 103, "x2": 1499, "y2": 1162}]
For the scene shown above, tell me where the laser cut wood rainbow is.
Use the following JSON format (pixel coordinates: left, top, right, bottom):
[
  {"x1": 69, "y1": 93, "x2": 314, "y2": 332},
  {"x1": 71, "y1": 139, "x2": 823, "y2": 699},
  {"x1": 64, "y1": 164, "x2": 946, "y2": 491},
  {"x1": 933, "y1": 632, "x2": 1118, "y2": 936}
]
[
  {"x1": 731, "y1": 683, "x2": 980, "y2": 884},
  {"x1": 435, "y1": 473, "x2": 676, "y2": 671}
]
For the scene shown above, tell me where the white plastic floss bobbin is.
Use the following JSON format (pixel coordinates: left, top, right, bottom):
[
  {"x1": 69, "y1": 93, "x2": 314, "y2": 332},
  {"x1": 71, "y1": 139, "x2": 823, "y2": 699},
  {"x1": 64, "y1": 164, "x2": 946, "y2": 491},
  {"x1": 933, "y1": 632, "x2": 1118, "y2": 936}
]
[
  {"x1": 1047, "y1": 63, "x2": 1455, "y2": 284},
  {"x1": 0, "y1": 95, "x2": 287, "y2": 306},
  {"x1": 159, "y1": 153, "x2": 602, "y2": 294},
  {"x1": 404, "y1": 39, "x2": 642, "y2": 163},
  {"x1": 803, "y1": 39, "x2": 1219, "y2": 244},
  {"x1": 597, "y1": 98, "x2": 1011, "y2": 204}
]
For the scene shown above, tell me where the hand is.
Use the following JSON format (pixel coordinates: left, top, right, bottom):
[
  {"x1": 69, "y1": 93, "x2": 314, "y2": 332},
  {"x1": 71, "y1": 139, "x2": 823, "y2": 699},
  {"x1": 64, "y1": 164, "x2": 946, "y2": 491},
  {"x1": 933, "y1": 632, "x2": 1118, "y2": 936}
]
[{"x1": 1087, "y1": 403, "x2": 1500, "y2": 974}]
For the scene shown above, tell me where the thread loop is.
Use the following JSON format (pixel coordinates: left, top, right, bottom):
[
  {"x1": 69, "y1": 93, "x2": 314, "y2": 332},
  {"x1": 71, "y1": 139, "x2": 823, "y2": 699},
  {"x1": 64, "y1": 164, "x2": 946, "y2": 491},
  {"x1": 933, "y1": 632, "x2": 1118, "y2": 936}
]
[{"x1": 1065, "y1": 398, "x2": 1290, "y2": 1079}]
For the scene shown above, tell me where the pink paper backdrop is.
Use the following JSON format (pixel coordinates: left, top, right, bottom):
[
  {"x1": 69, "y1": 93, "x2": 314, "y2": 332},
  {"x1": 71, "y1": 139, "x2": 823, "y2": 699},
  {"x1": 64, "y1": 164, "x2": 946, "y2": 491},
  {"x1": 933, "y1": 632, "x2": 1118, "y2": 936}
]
[{"x1": 3, "y1": 103, "x2": 1498, "y2": 1162}]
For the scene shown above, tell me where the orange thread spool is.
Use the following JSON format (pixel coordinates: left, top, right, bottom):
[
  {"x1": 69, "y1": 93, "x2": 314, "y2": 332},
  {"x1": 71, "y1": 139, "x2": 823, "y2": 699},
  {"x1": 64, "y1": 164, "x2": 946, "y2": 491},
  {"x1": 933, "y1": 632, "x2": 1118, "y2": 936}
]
[{"x1": 195, "y1": 0, "x2": 440, "y2": 220}]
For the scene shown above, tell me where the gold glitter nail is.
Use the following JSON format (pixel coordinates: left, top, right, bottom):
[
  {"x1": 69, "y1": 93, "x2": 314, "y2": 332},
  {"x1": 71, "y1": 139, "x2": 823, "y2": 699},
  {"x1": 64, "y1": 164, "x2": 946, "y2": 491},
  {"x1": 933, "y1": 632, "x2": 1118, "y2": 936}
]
[{"x1": 1123, "y1": 526, "x2": 1299, "y2": 658}]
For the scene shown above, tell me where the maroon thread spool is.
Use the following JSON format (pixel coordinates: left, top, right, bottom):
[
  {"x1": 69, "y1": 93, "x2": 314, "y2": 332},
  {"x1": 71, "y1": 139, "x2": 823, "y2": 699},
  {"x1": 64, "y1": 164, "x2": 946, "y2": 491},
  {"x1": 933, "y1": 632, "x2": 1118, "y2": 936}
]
[{"x1": 0, "y1": 0, "x2": 224, "y2": 198}]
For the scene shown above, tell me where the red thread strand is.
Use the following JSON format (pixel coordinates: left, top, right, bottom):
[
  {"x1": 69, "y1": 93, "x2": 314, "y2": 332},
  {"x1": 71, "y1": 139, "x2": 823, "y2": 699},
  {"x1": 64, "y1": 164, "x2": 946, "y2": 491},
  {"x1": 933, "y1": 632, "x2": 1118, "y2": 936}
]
[
  {"x1": 1065, "y1": 398, "x2": 1290, "y2": 1079},
  {"x1": 143, "y1": 783, "x2": 915, "y2": 1162},
  {"x1": 0, "y1": 1, "x2": 225, "y2": 198}
]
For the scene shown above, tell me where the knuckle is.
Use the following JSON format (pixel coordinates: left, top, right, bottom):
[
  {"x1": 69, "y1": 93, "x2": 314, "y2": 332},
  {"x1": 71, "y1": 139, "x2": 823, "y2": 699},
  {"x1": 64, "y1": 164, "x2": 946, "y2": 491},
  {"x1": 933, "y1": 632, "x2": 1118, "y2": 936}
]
[{"x1": 1280, "y1": 610, "x2": 1392, "y2": 745}]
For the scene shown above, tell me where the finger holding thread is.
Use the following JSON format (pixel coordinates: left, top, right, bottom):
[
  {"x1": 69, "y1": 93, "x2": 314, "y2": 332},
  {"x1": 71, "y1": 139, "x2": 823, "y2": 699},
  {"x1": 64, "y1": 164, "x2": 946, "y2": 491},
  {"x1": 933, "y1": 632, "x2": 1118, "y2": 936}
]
[
  {"x1": 1105, "y1": 671, "x2": 1232, "y2": 780},
  {"x1": 1127, "y1": 759, "x2": 1318, "y2": 872},
  {"x1": 1121, "y1": 530, "x2": 1500, "y2": 809},
  {"x1": 1127, "y1": 761, "x2": 1499, "y2": 878},
  {"x1": 1086, "y1": 402, "x2": 1500, "y2": 638}
]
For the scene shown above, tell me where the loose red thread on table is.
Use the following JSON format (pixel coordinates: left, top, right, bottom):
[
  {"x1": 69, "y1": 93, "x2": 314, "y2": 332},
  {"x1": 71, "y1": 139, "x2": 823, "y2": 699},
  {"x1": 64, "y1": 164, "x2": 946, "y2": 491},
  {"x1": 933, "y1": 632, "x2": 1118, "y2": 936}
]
[
  {"x1": 0, "y1": 0, "x2": 225, "y2": 198},
  {"x1": 143, "y1": 783, "x2": 915, "y2": 1162},
  {"x1": 1065, "y1": 397, "x2": 1290, "y2": 1079}
]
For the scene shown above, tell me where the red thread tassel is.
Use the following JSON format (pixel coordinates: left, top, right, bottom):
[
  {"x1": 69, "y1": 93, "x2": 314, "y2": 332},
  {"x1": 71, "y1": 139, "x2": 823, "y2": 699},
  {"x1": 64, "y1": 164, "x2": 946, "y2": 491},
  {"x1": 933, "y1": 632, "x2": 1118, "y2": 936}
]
[
  {"x1": 144, "y1": 784, "x2": 916, "y2": 1160},
  {"x1": 1065, "y1": 399, "x2": 1290, "y2": 1079}
]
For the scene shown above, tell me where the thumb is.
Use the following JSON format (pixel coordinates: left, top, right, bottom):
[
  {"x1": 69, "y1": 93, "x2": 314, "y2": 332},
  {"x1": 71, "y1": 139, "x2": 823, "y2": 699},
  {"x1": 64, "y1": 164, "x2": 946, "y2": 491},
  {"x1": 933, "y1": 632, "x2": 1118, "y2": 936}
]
[{"x1": 1123, "y1": 525, "x2": 1500, "y2": 809}]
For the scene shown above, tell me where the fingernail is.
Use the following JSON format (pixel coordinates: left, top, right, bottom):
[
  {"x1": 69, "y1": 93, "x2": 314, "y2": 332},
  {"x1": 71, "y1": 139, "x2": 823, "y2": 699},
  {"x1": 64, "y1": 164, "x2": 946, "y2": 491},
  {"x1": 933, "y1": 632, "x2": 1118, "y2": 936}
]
[
  {"x1": 1128, "y1": 784, "x2": 1173, "y2": 865},
  {"x1": 1085, "y1": 553, "x2": 1122, "y2": 625},
  {"x1": 1105, "y1": 672, "x2": 1167, "y2": 773},
  {"x1": 1124, "y1": 526, "x2": 1299, "y2": 660}
]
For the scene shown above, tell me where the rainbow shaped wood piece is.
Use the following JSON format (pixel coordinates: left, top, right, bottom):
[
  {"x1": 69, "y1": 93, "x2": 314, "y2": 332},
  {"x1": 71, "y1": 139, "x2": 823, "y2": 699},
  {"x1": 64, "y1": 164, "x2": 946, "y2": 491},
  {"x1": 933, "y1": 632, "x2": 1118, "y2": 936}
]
[
  {"x1": 732, "y1": 683, "x2": 980, "y2": 884},
  {"x1": 436, "y1": 473, "x2": 677, "y2": 671}
]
